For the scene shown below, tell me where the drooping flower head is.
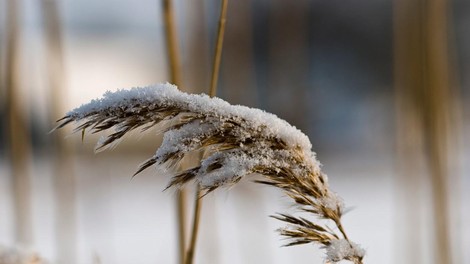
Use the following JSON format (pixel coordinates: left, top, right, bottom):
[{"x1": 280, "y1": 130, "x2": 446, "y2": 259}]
[{"x1": 55, "y1": 83, "x2": 364, "y2": 263}]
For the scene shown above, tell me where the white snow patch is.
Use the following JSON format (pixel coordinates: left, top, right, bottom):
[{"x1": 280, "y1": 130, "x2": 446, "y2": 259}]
[
  {"x1": 324, "y1": 239, "x2": 365, "y2": 263},
  {"x1": 318, "y1": 192, "x2": 345, "y2": 212},
  {"x1": 68, "y1": 83, "x2": 314, "y2": 156},
  {"x1": 68, "y1": 84, "x2": 323, "y2": 187}
]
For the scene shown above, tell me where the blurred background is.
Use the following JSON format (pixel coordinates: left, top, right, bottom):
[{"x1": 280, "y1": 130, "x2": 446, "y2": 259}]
[{"x1": 0, "y1": 0, "x2": 468, "y2": 263}]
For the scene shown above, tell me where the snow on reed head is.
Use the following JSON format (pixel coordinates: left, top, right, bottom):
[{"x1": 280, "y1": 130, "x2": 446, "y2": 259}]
[
  {"x1": 55, "y1": 83, "x2": 364, "y2": 263},
  {"x1": 60, "y1": 83, "x2": 321, "y2": 188},
  {"x1": 67, "y1": 84, "x2": 315, "y2": 156},
  {"x1": 324, "y1": 239, "x2": 365, "y2": 264}
]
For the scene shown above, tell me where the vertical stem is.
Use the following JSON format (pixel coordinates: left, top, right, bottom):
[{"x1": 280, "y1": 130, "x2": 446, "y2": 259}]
[
  {"x1": 394, "y1": 0, "x2": 455, "y2": 262},
  {"x1": 163, "y1": 0, "x2": 182, "y2": 85},
  {"x1": 422, "y1": 0, "x2": 454, "y2": 262},
  {"x1": 185, "y1": 1, "x2": 228, "y2": 263},
  {"x1": 393, "y1": 1, "x2": 425, "y2": 262},
  {"x1": 161, "y1": 1, "x2": 186, "y2": 263},
  {"x1": 209, "y1": 0, "x2": 229, "y2": 98},
  {"x1": 5, "y1": 0, "x2": 33, "y2": 246},
  {"x1": 40, "y1": 0, "x2": 77, "y2": 262},
  {"x1": 185, "y1": 189, "x2": 202, "y2": 264},
  {"x1": 176, "y1": 190, "x2": 187, "y2": 264}
]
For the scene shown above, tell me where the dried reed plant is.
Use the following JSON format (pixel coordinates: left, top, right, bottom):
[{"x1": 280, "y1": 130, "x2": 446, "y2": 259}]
[
  {"x1": 40, "y1": 0, "x2": 78, "y2": 262},
  {"x1": 54, "y1": 84, "x2": 364, "y2": 263},
  {"x1": 185, "y1": 1, "x2": 229, "y2": 264},
  {"x1": 161, "y1": 0, "x2": 187, "y2": 262},
  {"x1": 4, "y1": 0, "x2": 33, "y2": 245},
  {"x1": 394, "y1": 0, "x2": 456, "y2": 262}
]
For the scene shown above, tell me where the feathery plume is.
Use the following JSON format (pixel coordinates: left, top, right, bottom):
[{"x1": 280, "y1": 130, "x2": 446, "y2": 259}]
[{"x1": 54, "y1": 83, "x2": 364, "y2": 263}]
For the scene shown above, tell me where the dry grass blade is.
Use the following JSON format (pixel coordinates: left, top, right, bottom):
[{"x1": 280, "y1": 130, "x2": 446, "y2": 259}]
[{"x1": 55, "y1": 84, "x2": 365, "y2": 263}]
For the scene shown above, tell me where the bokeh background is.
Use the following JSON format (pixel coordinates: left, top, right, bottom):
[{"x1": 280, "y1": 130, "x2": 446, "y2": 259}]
[{"x1": 0, "y1": 0, "x2": 469, "y2": 263}]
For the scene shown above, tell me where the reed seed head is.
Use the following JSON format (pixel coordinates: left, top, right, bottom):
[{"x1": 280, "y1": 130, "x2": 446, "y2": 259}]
[{"x1": 55, "y1": 83, "x2": 364, "y2": 263}]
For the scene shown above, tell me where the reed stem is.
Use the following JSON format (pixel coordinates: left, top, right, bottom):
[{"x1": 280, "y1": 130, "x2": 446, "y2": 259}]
[
  {"x1": 176, "y1": 190, "x2": 187, "y2": 264},
  {"x1": 394, "y1": 0, "x2": 454, "y2": 262},
  {"x1": 163, "y1": 0, "x2": 182, "y2": 86},
  {"x1": 334, "y1": 219, "x2": 349, "y2": 241},
  {"x1": 40, "y1": 0, "x2": 78, "y2": 262},
  {"x1": 185, "y1": 0, "x2": 228, "y2": 263},
  {"x1": 162, "y1": 1, "x2": 186, "y2": 263},
  {"x1": 185, "y1": 189, "x2": 202, "y2": 264},
  {"x1": 5, "y1": 0, "x2": 33, "y2": 246},
  {"x1": 209, "y1": 0, "x2": 228, "y2": 98}
]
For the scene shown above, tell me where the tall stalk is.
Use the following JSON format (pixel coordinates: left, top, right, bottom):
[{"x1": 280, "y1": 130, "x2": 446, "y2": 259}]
[
  {"x1": 163, "y1": 0, "x2": 182, "y2": 85},
  {"x1": 5, "y1": 0, "x2": 33, "y2": 246},
  {"x1": 208, "y1": 0, "x2": 228, "y2": 98},
  {"x1": 394, "y1": 0, "x2": 456, "y2": 262},
  {"x1": 162, "y1": 1, "x2": 186, "y2": 263},
  {"x1": 185, "y1": 1, "x2": 228, "y2": 264},
  {"x1": 40, "y1": 0, "x2": 77, "y2": 262}
]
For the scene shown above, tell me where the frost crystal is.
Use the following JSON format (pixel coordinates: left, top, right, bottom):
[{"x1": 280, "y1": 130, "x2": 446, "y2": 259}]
[
  {"x1": 318, "y1": 192, "x2": 345, "y2": 212},
  {"x1": 325, "y1": 239, "x2": 365, "y2": 263}
]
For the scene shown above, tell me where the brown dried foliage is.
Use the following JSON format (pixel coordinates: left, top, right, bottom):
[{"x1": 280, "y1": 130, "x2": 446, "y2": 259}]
[{"x1": 55, "y1": 93, "x2": 363, "y2": 263}]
